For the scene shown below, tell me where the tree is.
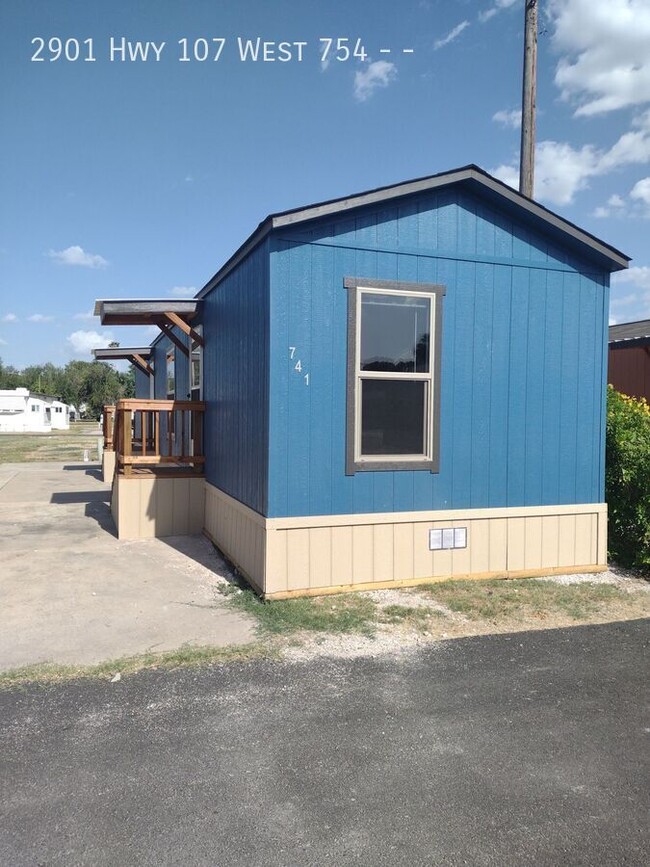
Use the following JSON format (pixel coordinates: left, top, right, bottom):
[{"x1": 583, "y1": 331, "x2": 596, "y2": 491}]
[
  {"x1": 0, "y1": 358, "x2": 136, "y2": 418},
  {"x1": 0, "y1": 358, "x2": 21, "y2": 389}
]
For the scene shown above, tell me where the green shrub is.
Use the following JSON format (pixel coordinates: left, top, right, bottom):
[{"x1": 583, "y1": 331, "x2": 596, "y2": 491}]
[{"x1": 605, "y1": 385, "x2": 650, "y2": 568}]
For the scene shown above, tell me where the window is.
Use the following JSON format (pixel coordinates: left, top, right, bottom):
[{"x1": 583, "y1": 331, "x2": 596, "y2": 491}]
[
  {"x1": 166, "y1": 351, "x2": 175, "y2": 399},
  {"x1": 31, "y1": 404, "x2": 39, "y2": 413},
  {"x1": 345, "y1": 277, "x2": 445, "y2": 474},
  {"x1": 190, "y1": 326, "x2": 202, "y2": 400}
]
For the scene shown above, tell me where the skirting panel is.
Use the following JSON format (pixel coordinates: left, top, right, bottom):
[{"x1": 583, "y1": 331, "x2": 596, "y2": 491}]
[
  {"x1": 113, "y1": 475, "x2": 204, "y2": 540},
  {"x1": 202, "y1": 483, "x2": 608, "y2": 599},
  {"x1": 102, "y1": 450, "x2": 115, "y2": 483},
  {"x1": 204, "y1": 482, "x2": 266, "y2": 593}
]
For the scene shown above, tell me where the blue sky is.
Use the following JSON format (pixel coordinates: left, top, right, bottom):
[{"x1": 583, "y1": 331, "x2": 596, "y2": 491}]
[{"x1": 1, "y1": 0, "x2": 649, "y2": 368}]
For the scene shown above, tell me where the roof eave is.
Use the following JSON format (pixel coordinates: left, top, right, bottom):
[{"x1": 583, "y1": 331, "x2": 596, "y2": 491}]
[
  {"x1": 94, "y1": 299, "x2": 200, "y2": 326},
  {"x1": 195, "y1": 166, "x2": 629, "y2": 301}
]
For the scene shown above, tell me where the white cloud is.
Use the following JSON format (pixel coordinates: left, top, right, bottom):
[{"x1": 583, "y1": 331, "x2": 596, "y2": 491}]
[
  {"x1": 610, "y1": 267, "x2": 650, "y2": 321},
  {"x1": 550, "y1": 0, "x2": 650, "y2": 116},
  {"x1": 598, "y1": 111, "x2": 650, "y2": 169},
  {"x1": 492, "y1": 108, "x2": 522, "y2": 129},
  {"x1": 491, "y1": 113, "x2": 650, "y2": 205},
  {"x1": 492, "y1": 163, "x2": 520, "y2": 191},
  {"x1": 0, "y1": 338, "x2": 7, "y2": 345},
  {"x1": 73, "y1": 310, "x2": 95, "y2": 320},
  {"x1": 533, "y1": 141, "x2": 601, "y2": 204},
  {"x1": 67, "y1": 330, "x2": 115, "y2": 356},
  {"x1": 169, "y1": 286, "x2": 197, "y2": 297},
  {"x1": 609, "y1": 316, "x2": 618, "y2": 325},
  {"x1": 48, "y1": 245, "x2": 108, "y2": 268},
  {"x1": 434, "y1": 21, "x2": 470, "y2": 50},
  {"x1": 593, "y1": 193, "x2": 626, "y2": 217},
  {"x1": 27, "y1": 314, "x2": 54, "y2": 322},
  {"x1": 630, "y1": 176, "x2": 650, "y2": 205},
  {"x1": 2, "y1": 313, "x2": 17, "y2": 322},
  {"x1": 479, "y1": 0, "x2": 519, "y2": 24},
  {"x1": 613, "y1": 265, "x2": 650, "y2": 291},
  {"x1": 354, "y1": 60, "x2": 397, "y2": 102}
]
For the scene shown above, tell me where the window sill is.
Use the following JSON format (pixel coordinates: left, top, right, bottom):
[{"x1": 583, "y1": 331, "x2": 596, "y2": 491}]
[{"x1": 346, "y1": 457, "x2": 438, "y2": 474}]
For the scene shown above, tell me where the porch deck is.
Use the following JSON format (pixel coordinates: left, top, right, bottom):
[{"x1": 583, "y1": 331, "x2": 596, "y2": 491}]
[
  {"x1": 102, "y1": 399, "x2": 206, "y2": 539},
  {"x1": 104, "y1": 398, "x2": 206, "y2": 477}
]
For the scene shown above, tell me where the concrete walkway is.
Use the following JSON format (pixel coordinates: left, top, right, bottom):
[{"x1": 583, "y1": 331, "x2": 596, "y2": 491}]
[{"x1": 0, "y1": 463, "x2": 255, "y2": 670}]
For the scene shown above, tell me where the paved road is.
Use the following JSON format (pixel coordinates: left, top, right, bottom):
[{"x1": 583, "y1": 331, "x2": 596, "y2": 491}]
[{"x1": 1, "y1": 620, "x2": 649, "y2": 866}]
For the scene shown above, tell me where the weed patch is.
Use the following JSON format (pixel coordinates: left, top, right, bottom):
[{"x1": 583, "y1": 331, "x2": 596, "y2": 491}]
[
  {"x1": 379, "y1": 604, "x2": 443, "y2": 631},
  {"x1": 226, "y1": 587, "x2": 377, "y2": 636},
  {"x1": 417, "y1": 579, "x2": 628, "y2": 622},
  {"x1": 0, "y1": 642, "x2": 274, "y2": 690}
]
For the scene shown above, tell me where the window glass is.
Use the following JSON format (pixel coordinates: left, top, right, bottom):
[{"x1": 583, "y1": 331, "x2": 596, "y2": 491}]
[
  {"x1": 166, "y1": 352, "x2": 175, "y2": 398},
  {"x1": 191, "y1": 347, "x2": 201, "y2": 391},
  {"x1": 360, "y1": 294, "x2": 430, "y2": 373},
  {"x1": 361, "y1": 380, "x2": 426, "y2": 455}
]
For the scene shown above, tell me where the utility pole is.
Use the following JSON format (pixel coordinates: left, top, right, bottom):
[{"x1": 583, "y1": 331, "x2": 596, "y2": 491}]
[{"x1": 519, "y1": 0, "x2": 538, "y2": 198}]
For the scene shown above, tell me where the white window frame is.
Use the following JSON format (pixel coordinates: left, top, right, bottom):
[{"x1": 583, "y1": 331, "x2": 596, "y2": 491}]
[
  {"x1": 189, "y1": 325, "x2": 203, "y2": 399},
  {"x1": 345, "y1": 277, "x2": 445, "y2": 475},
  {"x1": 166, "y1": 350, "x2": 175, "y2": 399}
]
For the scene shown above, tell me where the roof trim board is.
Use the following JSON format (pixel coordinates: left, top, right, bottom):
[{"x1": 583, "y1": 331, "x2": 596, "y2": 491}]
[
  {"x1": 93, "y1": 299, "x2": 200, "y2": 325},
  {"x1": 92, "y1": 347, "x2": 153, "y2": 359},
  {"x1": 196, "y1": 164, "x2": 629, "y2": 300},
  {"x1": 92, "y1": 346, "x2": 154, "y2": 376}
]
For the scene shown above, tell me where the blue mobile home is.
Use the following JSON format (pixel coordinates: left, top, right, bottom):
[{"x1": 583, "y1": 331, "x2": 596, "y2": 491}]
[{"x1": 96, "y1": 165, "x2": 629, "y2": 598}]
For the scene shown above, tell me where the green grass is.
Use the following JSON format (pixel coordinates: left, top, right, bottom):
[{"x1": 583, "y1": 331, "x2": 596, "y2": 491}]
[
  {"x1": 0, "y1": 422, "x2": 102, "y2": 464},
  {"x1": 0, "y1": 641, "x2": 275, "y2": 690},
  {"x1": 225, "y1": 586, "x2": 378, "y2": 636},
  {"x1": 417, "y1": 578, "x2": 626, "y2": 622},
  {"x1": 379, "y1": 604, "x2": 444, "y2": 631}
]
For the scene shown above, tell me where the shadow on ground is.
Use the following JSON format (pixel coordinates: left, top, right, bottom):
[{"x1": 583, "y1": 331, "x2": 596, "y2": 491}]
[{"x1": 50, "y1": 491, "x2": 110, "y2": 505}]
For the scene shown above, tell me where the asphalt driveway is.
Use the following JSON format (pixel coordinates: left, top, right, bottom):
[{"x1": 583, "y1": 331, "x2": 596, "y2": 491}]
[
  {"x1": 0, "y1": 462, "x2": 254, "y2": 670},
  {"x1": 1, "y1": 620, "x2": 648, "y2": 866}
]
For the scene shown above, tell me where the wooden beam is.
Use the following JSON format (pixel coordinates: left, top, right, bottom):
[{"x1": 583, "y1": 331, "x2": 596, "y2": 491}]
[
  {"x1": 155, "y1": 320, "x2": 189, "y2": 356},
  {"x1": 130, "y1": 354, "x2": 154, "y2": 377},
  {"x1": 163, "y1": 311, "x2": 204, "y2": 346}
]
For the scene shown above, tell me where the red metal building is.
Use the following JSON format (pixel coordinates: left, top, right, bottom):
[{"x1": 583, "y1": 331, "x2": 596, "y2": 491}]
[{"x1": 608, "y1": 320, "x2": 650, "y2": 402}]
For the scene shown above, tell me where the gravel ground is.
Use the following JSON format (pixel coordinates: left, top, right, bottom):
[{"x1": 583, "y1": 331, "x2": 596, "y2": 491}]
[
  {"x1": 539, "y1": 564, "x2": 650, "y2": 590},
  {"x1": 282, "y1": 567, "x2": 649, "y2": 663}
]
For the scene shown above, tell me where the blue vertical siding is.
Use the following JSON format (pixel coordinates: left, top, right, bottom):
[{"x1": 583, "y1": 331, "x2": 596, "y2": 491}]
[
  {"x1": 202, "y1": 239, "x2": 269, "y2": 514},
  {"x1": 134, "y1": 366, "x2": 150, "y2": 400},
  {"x1": 152, "y1": 338, "x2": 168, "y2": 399},
  {"x1": 150, "y1": 329, "x2": 189, "y2": 400},
  {"x1": 267, "y1": 188, "x2": 611, "y2": 518}
]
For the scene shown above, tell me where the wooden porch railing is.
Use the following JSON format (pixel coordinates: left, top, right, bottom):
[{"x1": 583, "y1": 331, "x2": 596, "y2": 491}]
[
  {"x1": 102, "y1": 405, "x2": 115, "y2": 452},
  {"x1": 113, "y1": 399, "x2": 205, "y2": 477}
]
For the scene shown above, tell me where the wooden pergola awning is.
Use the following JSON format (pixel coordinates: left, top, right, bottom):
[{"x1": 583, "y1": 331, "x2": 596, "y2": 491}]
[
  {"x1": 93, "y1": 299, "x2": 203, "y2": 357},
  {"x1": 93, "y1": 346, "x2": 154, "y2": 377}
]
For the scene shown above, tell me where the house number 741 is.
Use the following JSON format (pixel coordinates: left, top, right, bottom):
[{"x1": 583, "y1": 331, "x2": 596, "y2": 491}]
[{"x1": 289, "y1": 347, "x2": 309, "y2": 385}]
